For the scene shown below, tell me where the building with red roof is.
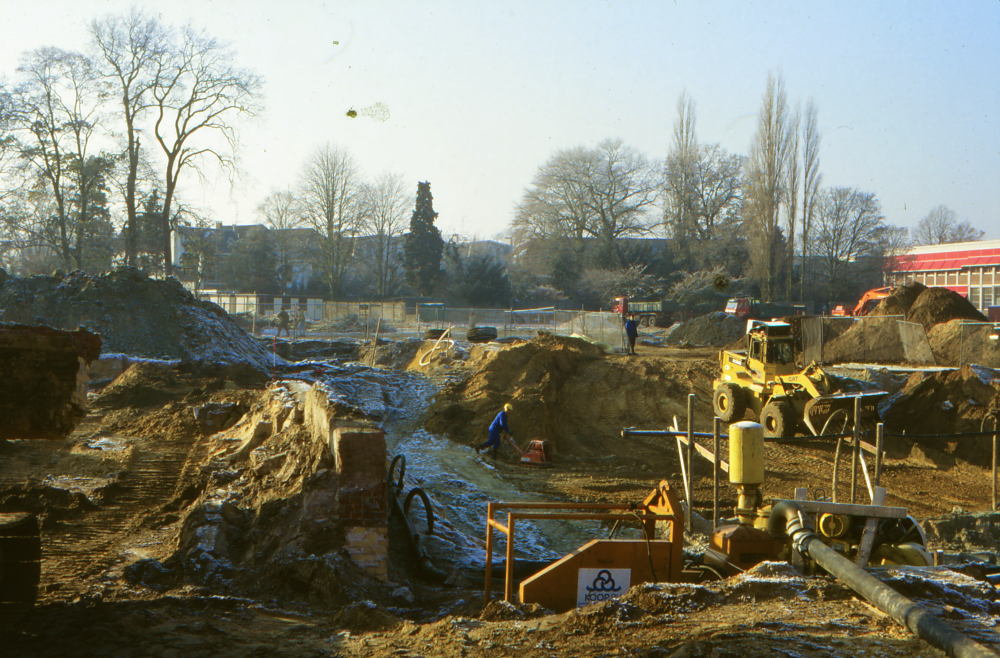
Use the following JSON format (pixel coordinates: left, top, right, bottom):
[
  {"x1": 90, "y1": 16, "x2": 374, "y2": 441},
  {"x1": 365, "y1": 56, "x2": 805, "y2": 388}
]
[{"x1": 888, "y1": 239, "x2": 1000, "y2": 314}]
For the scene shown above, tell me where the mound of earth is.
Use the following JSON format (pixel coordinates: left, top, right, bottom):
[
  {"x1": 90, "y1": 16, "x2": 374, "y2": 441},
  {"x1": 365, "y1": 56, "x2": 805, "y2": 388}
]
[
  {"x1": 926, "y1": 319, "x2": 1000, "y2": 367},
  {"x1": 906, "y1": 287, "x2": 987, "y2": 331},
  {"x1": 424, "y1": 332, "x2": 716, "y2": 460},
  {"x1": 880, "y1": 365, "x2": 1000, "y2": 463},
  {"x1": 871, "y1": 283, "x2": 926, "y2": 317},
  {"x1": 822, "y1": 316, "x2": 907, "y2": 364},
  {"x1": 0, "y1": 268, "x2": 280, "y2": 369},
  {"x1": 665, "y1": 312, "x2": 745, "y2": 347}
]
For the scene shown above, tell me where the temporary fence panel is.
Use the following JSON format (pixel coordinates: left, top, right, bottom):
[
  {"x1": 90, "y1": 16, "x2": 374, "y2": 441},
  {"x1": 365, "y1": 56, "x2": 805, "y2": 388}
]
[
  {"x1": 801, "y1": 316, "x2": 823, "y2": 364},
  {"x1": 960, "y1": 322, "x2": 1000, "y2": 369},
  {"x1": 897, "y1": 320, "x2": 936, "y2": 366},
  {"x1": 200, "y1": 293, "x2": 258, "y2": 316},
  {"x1": 822, "y1": 315, "x2": 907, "y2": 364}
]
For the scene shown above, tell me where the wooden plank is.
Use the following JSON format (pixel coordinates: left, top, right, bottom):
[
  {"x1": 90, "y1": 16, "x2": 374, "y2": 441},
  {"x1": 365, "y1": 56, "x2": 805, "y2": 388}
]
[{"x1": 856, "y1": 487, "x2": 887, "y2": 567}]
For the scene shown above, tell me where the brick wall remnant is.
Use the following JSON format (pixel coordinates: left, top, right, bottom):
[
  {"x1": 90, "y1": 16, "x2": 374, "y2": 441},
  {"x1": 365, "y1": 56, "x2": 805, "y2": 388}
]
[{"x1": 0, "y1": 323, "x2": 101, "y2": 440}]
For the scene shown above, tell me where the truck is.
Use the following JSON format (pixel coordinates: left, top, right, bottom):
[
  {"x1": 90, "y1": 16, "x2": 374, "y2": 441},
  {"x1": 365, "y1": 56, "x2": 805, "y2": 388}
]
[
  {"x1": 611, "y1": 296, "x2": 677, "y2": 327},
  {"x1": 723, "y1": 297, "x2": 813, "y2": 321},
  {"x1": 830, "y1": 286, "x2": 894, "y2": 317},
  {"x1": 712, "y1": 320, "x2": 886, "y2": 439}
]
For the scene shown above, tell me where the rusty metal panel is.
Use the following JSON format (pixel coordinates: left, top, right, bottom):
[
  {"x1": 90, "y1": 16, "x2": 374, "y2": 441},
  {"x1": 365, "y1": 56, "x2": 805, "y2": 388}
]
[{"x1": 519, "y1": 539, "x2": 680, "y2": 613}]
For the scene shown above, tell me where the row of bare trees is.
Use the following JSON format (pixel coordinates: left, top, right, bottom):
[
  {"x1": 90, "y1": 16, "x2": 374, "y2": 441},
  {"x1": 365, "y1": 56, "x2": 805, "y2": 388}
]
[
  {"x1": 513, "y1": 73, "x2": 986, "y2": 307},
  {"x1": 250, "y1": 145, "x2": 413, "y2": 298},
  {"x1": 0, "y1": 9, "x2": 262, "y2": 276}
]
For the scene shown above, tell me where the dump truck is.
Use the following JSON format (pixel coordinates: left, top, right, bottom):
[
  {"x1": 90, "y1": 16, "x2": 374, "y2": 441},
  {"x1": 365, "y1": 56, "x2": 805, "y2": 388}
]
[
  {"x1": 0, "y1": 323, "x2": 101, "y2": 606},
  {"x1": 712, "y1": 320, "x2": 886, "y2": 438},
  {"x1": 611, "y1": 296, "x2": 677, "y2": 327},
  {"x1": 723, "y1": 297, "x2": 812, "y2": 321}
]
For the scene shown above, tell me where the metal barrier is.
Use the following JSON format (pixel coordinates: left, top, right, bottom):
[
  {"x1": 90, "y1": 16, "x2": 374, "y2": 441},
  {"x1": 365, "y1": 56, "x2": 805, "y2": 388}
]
[{"x1": 484, "y1": 501, "x2": 680, "y2": 604}]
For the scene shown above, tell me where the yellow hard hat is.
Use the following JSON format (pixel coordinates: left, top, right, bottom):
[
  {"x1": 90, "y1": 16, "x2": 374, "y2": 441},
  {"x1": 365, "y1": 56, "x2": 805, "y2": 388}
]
[{"x1": 504, "y1": 403, "x2": 513, "y2": 413}]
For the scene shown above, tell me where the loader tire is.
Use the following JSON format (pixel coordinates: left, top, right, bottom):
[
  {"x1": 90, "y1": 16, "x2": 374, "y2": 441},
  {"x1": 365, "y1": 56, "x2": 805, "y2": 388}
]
[
  {"x1": 761, "y1": 400, "x2": 794, "y2": 439},
  {"x1": 713, "y1": 383, "x2": 746, "y2": 423}
]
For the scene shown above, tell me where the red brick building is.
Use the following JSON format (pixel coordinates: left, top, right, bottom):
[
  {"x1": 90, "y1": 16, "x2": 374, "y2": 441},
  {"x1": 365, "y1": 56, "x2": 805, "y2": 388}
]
[{"x1": 888, "y1": 239, "x2": 1000, "y2": 315}]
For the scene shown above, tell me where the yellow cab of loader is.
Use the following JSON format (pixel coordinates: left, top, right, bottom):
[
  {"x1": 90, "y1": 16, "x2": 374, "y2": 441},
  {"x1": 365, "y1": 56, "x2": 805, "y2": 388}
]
[{"x1": 713, "y1": 320, "x2": 885, "y2": 438}]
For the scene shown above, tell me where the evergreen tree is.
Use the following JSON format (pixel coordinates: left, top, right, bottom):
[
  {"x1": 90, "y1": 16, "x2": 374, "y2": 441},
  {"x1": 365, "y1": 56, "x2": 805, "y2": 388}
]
[{"x1": 402, "y1": 181, "x2": 444, "y2": 296}]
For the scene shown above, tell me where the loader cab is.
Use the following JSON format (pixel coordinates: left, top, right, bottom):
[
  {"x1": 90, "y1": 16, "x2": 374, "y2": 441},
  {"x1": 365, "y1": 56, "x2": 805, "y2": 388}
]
[{"x1": 745, "y1": 321, "x2": 796, "y2": 375}]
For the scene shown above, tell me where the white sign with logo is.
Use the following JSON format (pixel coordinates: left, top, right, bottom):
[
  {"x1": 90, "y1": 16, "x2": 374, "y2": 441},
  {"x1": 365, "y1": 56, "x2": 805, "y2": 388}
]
[{"x1": 577, "y1": 568, "x2": 630, "y2": 607}]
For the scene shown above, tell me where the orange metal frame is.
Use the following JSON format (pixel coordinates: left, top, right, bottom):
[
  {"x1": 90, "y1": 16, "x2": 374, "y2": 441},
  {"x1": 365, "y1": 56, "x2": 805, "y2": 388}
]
[{"x1": 484, "y1": 483, "x2": 684, "y2": 604}]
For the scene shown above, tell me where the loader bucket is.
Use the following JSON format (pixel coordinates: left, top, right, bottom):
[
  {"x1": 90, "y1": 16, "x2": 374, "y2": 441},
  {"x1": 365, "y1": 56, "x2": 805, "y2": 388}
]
[{"x1": 803, "y1": 391, "x2": 887, "y2": 437}]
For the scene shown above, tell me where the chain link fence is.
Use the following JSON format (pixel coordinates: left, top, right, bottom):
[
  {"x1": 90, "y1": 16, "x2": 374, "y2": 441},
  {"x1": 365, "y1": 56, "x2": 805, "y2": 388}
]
[
  {"x1": 960, "y1": 322, "x2": 1000, "y2": 369},
  {"x1": 801, "y1": 315, "x2": 1000, "y2": 369}
]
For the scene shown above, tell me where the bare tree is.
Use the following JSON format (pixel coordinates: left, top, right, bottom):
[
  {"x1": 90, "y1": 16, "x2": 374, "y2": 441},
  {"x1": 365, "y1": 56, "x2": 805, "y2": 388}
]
[
  {"x1": 91, "y1": 9, "x2": 170, "y2": 267},
  {"x1": 359, "y1": 172, "x2": 411, "y2": 298},
  {"x1": 149, "y1": 25, "x2": 263, "y2": 276},
  {"x1": 912, "y1": 205, "x2": 984, "y2": 245},
  {"x1": 783, "y1": 106, "x2": 800, "y2": 301},
  {"x1": 662, "y1": 91, "x2": 698, "y2": 251},
  {"x1": 255, "y1": 189, "x2": 299, "y2": 292},
  {"x1": 810, "y1": 187, "x2": 886, "y2": 298},
  {"x1": 664, "y1": 141, "x2": 744, "y2": 271},
  {"x1": 512, "y1": 138, "x2": 657, "y2": 269},
  {"x1": 8, "y1": 48, "x2": 109, "y2": 270},
  {"x1": 745, "y1": 72, "x2": 792, "y2": 301},
  {"x1": 298, "y1": 144, "x2": 361, "y2": 296},
  {"x1": 799, "y1": 99, "x2": 822, "y2": 300},
  {"x1": 875, "y1": 224, "x2": 912, "y2": 277}
]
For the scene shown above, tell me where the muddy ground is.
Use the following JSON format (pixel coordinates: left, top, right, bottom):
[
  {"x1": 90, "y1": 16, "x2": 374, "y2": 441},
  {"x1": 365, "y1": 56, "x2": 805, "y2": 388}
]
[{"x1": 2, "y1": 315, "x2": 1000, "y2": 655}]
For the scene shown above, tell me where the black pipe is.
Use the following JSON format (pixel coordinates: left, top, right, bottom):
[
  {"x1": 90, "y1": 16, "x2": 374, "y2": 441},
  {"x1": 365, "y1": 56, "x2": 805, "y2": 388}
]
[{"x1": 768, "y1": 501, "x2": 998, "y2": 658}]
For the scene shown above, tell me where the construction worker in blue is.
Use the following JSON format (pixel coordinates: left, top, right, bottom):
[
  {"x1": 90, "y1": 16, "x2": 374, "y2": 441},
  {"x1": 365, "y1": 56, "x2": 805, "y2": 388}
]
[
  {"x1": 476, "y1": 403, "x2": 517, "y2": 458},
  {"x1": 624, "y1": 314, "x2": 638, "y2": 354}
]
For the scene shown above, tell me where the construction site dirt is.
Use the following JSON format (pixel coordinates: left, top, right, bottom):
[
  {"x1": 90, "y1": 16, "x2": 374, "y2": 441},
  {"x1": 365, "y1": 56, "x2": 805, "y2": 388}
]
[{"x1": 2, "y1": 275, "x2": 1000, "y2": 657}]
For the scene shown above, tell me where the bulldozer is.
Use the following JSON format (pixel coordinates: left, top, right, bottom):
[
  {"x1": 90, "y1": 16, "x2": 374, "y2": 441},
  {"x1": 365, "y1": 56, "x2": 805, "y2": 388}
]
[{"x1": 712, "y1": 320, "x2": 886, "y2": 438}]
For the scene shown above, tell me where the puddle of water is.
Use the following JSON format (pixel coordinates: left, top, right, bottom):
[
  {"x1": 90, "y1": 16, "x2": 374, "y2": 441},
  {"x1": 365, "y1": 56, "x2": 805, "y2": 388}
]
[{"x1": 84, "y1": 437, "x2": 127, "y2": 452}]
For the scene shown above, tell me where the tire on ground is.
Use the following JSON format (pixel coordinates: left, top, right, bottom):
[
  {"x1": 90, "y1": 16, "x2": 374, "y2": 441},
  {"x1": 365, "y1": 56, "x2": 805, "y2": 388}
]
[
  {"x1": 466, "y1": 326, "x2": 498, "y2": 343},
  {"x1": 423, "y1": 329, "x2": 446, "y2": 340},
  {"x1": 713, "y1": 383, "x2": 747, "y2": 423},
  {"x1": 760, "y1": 400, "x2": 794, "y2": 439}
]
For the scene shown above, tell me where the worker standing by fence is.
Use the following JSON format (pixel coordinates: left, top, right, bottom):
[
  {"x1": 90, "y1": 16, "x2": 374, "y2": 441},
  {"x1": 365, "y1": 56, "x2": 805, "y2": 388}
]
[{"x1": 624, "y1": 314, "x2": 638, "y2": 355}]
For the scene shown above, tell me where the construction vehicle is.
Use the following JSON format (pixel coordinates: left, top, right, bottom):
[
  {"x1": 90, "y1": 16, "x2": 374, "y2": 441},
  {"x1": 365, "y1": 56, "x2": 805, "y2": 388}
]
[
  {"x1": 724, "y1": 297, "x2": 812, "y2": 321},
  {"x1": 830, "y1": 286, "x2": 894, "y2": 317},
  {"x1": 0, "y1": 323, "x2": 101, "y2": 606},
  {"x1": 611, "y1": 296, "x2": 676, "y2": 327},
  {"x1": 712, "y1": 320, "x2": 887, "y2": 438}
]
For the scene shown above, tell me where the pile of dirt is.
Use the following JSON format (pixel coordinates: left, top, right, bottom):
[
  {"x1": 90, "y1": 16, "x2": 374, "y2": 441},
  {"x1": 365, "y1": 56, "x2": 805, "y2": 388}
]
[
  {"x1": 822, "y1": 316, "x2": 907, "y2": 364},
  {"x1": 665, "y1": 312, "x2": 745, "y2": 347},
  {"x1": 880, "y1": 365, "x2": 1000, "y2": 463},
  {"x1": 927, "y1": 319, "x2": 1000, "y2": 367},
  {"x1": 824, "y1": 286, "x2": 990, "y2": 366},
  {"x1": 907, "y1": 286, "x2": 988, "y2": 331},
  {"x1": 424, "y1": 332, "x2": 716, "y2": 461},
  {"x1": 871, "y1": 283, "x2": 926, "y2": 317},
  {"x1": 0, "y1": 268, "x2": 280, "y2": 369}
]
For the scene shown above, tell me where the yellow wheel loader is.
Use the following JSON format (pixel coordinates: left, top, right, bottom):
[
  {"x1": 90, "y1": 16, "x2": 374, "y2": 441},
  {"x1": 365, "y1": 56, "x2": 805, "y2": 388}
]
[{"x1": 712, "y1": 321, "x2": 886, "y2": 438}]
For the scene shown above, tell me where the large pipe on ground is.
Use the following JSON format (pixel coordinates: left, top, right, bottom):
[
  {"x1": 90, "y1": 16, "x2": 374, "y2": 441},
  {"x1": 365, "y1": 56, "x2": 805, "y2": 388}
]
[{"x1": 768, "y1": 500, "x2": 998, "y2": 658}]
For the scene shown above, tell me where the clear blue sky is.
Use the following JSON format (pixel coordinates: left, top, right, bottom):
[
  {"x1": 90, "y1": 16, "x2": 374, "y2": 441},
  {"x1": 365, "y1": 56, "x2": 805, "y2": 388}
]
[{"x1": 3, "y1": 1, "x2": 998, "y2": 240}]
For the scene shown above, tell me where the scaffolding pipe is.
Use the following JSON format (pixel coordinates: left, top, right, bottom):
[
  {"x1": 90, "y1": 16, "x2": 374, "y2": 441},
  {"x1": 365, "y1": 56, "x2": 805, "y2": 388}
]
[
  {"x1": 686, "y1": 394, "x2": 695, "y2": 533},
  {"x1": 769, "y1": 501, "x2": 998, "y2": 658}
]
